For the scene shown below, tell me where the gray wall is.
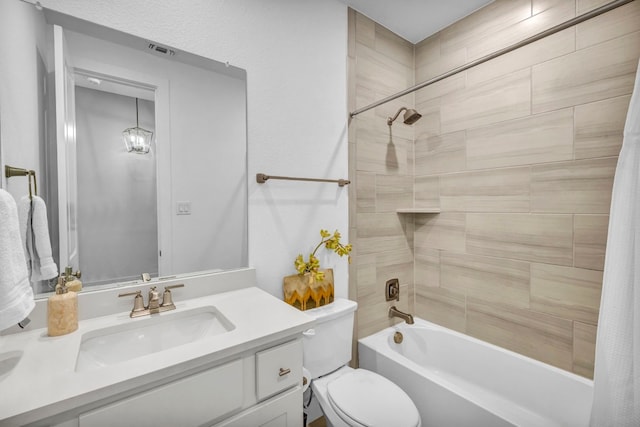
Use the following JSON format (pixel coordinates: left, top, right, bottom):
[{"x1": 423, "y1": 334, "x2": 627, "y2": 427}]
[
  {"x1": 75, "y1": 86, "x2": 157, "y2": 285},
  {"x1": 67, "y1": 28, "x2": 248, "y2": 277}
]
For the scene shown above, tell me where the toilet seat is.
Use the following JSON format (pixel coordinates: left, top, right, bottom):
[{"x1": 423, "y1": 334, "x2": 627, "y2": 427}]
[{"x1": 326, "y1": 369, "x2": 420, "y2": 427}]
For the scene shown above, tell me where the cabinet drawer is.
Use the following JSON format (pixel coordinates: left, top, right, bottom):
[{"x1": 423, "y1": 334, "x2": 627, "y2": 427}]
[
  {"x1": 79, "y1": 359, "x2": 244, "y2": 427},
  {"x1": 255, "y1": 339, "x2": 302, "y2": 401}
]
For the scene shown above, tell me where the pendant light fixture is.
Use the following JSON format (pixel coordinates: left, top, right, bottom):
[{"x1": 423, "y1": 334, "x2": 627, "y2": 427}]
[{"x1": 122, "y1": 98, "x2": 152, "y2": 154}]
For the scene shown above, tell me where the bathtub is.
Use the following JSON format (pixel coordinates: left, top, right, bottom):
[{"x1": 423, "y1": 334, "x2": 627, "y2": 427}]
[{"x1": 358, "y1": 318, "x2": 593, "y2": 427}]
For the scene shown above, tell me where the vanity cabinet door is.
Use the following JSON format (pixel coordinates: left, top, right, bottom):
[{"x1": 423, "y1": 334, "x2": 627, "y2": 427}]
[
  {"x1": 78, "y1": 359, "x2": 244, "y2": 427},
  {"x1": 213, "y1": 386, "x2": 302, "y2": 427},
  {"x1": 255, "y1": 339, "x2": 303, "y2": 401}
]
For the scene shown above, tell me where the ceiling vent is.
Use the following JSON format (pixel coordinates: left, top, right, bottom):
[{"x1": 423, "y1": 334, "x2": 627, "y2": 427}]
[{"x1": 148, "y1": 43, "x2": 175, "y2": 56}]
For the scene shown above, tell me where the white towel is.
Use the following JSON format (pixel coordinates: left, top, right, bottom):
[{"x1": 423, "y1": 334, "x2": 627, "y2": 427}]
[
  {"x1": 0, "y1": 189, "x2": 35, "y2": 331},
  {"x1": 18, "y1": 195, "x2": 58, "y2": 282}
]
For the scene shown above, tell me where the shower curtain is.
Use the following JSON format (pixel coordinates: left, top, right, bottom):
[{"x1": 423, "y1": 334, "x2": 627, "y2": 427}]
[{"x1": 589, "y1": 59, "x2": 640, "y2": 427}]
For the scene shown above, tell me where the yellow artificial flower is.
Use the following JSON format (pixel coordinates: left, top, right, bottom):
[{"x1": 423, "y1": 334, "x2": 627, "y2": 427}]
[{"x1": 295, "y1": 229, "x2": 352, "y2": 280}]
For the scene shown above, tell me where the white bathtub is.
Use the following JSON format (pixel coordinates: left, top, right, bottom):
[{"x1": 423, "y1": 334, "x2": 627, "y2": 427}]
[{"x1": 358, "y1": 318, "x2": 593, "y2": 427}]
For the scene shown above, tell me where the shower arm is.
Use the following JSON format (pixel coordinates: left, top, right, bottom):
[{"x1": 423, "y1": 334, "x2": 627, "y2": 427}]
[{"x1": 387, "y1": 107, "x2": 407, "y2": 126}]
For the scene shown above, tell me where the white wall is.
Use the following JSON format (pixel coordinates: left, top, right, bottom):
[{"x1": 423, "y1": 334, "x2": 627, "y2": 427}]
[
  {"x1": 37, "y1": 0, "x2": 350, "y2": 298},
  {"x1": 0, "y1": 0, "x2": 50, "y2": 198}
]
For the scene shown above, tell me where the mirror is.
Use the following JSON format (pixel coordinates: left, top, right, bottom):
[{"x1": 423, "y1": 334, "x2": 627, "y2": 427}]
[{"x1": 0, "y1": 1, "x2": 248, "y2": 297}]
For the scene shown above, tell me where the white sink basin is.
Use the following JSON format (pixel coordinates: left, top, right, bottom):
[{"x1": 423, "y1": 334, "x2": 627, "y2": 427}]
[{"x1": 75, "y1": 306, "x2": 234, "y2": 372}]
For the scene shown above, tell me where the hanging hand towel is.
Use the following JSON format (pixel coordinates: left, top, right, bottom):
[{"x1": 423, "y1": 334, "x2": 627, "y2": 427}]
[
  {"x1": 0, "y1": 189, "x2": 35, "y2": 331},
  {"x1": 18, "y1": 195, "x2": 58, "y2": 282}
]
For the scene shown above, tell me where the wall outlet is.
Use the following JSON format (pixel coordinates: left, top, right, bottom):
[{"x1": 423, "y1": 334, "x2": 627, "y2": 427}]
[{"x1": 176, "y1": 201, "x2": 192, "y2": 215}]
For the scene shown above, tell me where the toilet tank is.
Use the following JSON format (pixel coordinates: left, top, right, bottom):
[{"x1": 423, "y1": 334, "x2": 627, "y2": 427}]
[{"x1": 302, "y1": 298, "x2": 358, "y2": 379}]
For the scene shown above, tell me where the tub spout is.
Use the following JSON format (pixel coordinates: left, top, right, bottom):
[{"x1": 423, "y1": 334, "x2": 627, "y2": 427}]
[{"x1": 389, "y1": 306, "x2": 414, "y2": 324}]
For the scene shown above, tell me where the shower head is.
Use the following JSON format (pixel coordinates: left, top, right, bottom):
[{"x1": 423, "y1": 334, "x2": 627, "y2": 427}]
[
  {"x1": 403, "y1": 109, "x2": 422, "y2": 124},
  {"x1": 387, "y1": 107, "x2": 422, "y2": 126}
]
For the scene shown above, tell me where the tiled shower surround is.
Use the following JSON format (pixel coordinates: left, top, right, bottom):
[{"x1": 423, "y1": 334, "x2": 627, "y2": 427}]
[{"x1": 348, "y1": 0, "x2": 640, "y2": 378}]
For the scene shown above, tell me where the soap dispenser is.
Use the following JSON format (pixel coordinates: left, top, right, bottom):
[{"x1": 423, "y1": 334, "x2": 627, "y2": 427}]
[
  {"x1": 63, "y1": 266, "x2": 82, "y2": 292},
  {"x1": 47, "y1": 276, "x2": 78, "y2": 337}
]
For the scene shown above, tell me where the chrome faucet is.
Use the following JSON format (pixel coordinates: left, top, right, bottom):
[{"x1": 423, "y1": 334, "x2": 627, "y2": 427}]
[
  {"x1": 389, "y1": 306, "x2": 414, "y2": 324},
  {"x1": 119, "y1": 284, "x2": 185, "y2": 318}
]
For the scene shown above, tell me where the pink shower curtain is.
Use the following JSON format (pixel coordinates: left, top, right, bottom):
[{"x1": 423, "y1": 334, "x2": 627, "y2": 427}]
[{"x1": 589, "y1": 59, "x2": 640, "y2": 426}]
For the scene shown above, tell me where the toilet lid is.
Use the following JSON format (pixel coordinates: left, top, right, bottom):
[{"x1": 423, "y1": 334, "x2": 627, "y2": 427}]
[{"x1": 327, "y1": 369, "x2": 420, "y2": 427}]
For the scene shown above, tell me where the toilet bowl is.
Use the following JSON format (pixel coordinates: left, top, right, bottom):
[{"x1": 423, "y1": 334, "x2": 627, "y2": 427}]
[
  {"x1": 302, "y1": 299, "x2": 421, "y2": 427},
  {"x1": 311, "y1": 366, "x2": 421, "y2": 427}
]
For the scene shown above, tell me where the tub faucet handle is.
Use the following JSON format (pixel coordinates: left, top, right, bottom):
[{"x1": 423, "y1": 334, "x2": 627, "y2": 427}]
[{"x1": 386, "y1": 278, "x2": 400, "y2": 302}]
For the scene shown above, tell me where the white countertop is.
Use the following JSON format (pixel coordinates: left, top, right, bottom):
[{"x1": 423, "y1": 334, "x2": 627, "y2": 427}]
[{"x1": 0, "y1": 286, "x2": 314, "y2": 426}]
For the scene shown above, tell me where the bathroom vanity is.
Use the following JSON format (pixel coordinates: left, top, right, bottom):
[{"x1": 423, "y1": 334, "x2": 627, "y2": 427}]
[{"x1": 0, "y1": 269, "x2": 313, "y2": 427}]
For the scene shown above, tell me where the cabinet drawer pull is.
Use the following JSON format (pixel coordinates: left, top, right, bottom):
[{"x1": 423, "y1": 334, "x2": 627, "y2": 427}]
[{"x1": 279, "y1": 368, "x2": 291, "y2": 377}]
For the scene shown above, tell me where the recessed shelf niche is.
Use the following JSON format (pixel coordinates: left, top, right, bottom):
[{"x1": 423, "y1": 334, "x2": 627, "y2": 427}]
[{"x1": 396, "y1": 208, "x2": 440, "y2": 214}]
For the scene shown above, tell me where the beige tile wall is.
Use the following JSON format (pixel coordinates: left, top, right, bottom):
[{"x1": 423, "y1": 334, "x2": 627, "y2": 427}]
[
  {"x1": 348, "y1": 7, "x2": 416, "y2": 342},
  {"x1": 349, "y1": 0, "x2": 640, "y2": 378}
]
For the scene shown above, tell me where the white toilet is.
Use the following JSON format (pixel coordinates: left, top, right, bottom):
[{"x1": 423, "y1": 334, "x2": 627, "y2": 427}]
[{"x1": 303, "y1": 298, "x2": 421, "y2": 427}]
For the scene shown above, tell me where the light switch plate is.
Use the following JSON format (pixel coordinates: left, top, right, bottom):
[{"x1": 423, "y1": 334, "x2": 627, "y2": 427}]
[{"x1": 176, "y1": 201, "x2": 192, "y2": 215}]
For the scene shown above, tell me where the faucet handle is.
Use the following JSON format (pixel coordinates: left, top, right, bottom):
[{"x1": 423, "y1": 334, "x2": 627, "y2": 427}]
[
  {"x1": 118, "y1": 290, "x2": 145, "y2": 316},
  {"x1": 385, "y1": 278, "x2": 400, "y2": 302},
  {"x1": 161, "y1": 284, "x2": 184, "y2": 308},
  {"x1": 118, "y1": 290, "x2": 141, "y2": 298}
]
